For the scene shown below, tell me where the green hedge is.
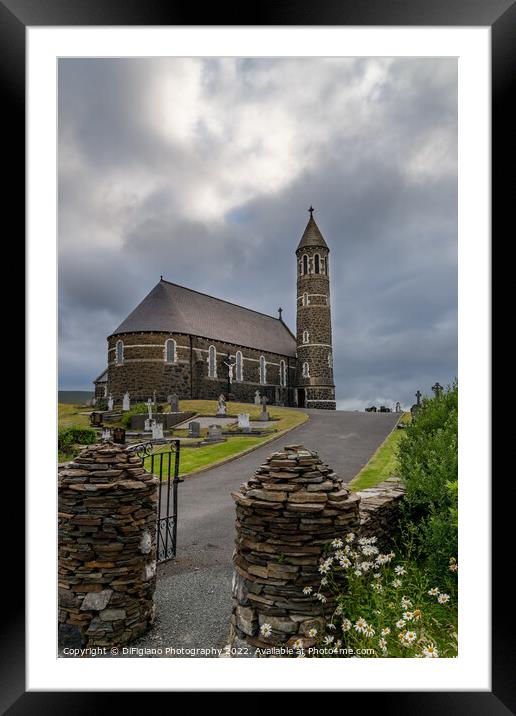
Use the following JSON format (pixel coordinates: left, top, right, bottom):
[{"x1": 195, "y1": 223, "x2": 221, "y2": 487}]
[
  {"x1": 58, "y1": 426, "x2": 97, "y2": 452},
  {"x1": 120, "y1": 403, "x2": 151, "y2": 428},
  {"x1": 397, "y1": 382, "x2": 458, "y2": 582}
]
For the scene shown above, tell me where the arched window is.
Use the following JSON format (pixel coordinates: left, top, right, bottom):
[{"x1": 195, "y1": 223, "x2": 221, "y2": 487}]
[
  {"x1": 280, "y1": 360, "x2": 287, "y2": 387},
  {"x1": 321, "y1": 257, "x2": 326, "y2": 275},
  {"x1": 259, "y1": 355, "x2": 267, "y2": 384},
  {"x1": 115, "y1": 340, "x2": 124, "y2": 365},
  {"x1": 314, "y1": 254, "x2": 320, "y2": 274},
  {"x1": 302, "y1": 330, "x2": 309, "y2": 344},
  {"x1": 208, "y1": 345, "x2": 217, "y2": 378},
  {"x1": 302, "y1": 362, "x2": 310, "y2": 378},
  {"x1": 235, "y1": 351, "x2": 243, "y2": 382},
  {"x1": 302, "y1": 254, "x2": 308, "y2": 275},
  {"x1": 165, "y1": 338, "x2": 177, "y2": 364},
  {"x1": 328, "y1": 351, "x2": 332, "y2": 367},
  {"x1": 302, "y1": 292, "x2": 309, "y2": 307}
]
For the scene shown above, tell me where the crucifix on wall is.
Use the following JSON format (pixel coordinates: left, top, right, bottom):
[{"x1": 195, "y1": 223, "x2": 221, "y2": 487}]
[{"x1": 223, "y1": 358, "x2": 236, "y2": 396}]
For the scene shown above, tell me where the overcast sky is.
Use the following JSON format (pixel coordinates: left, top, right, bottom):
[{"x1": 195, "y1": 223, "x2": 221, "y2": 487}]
[{"x1": 58, "y1": 57, "x2": 457, "y2": 409}]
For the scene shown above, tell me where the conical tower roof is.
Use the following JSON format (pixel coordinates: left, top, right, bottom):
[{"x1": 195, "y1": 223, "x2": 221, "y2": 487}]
[{"x1": 296, "y1": 208, "x2": 329, "y2": 251}]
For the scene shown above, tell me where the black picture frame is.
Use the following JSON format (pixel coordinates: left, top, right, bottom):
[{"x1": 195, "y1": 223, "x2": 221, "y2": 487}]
[{"x1": 10, "y1": 0, "x2": 505, "y2": 709}]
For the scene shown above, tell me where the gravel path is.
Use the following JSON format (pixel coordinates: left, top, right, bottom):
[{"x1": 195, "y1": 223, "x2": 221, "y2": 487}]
[{"x1": 123, "y1": 409, "x2": 400, "y2": 657}]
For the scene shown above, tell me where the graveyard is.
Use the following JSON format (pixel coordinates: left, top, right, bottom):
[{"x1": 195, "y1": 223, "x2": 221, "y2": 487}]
[{"x1": 58, "y1": 397, "x2": 308, "y2": 477}]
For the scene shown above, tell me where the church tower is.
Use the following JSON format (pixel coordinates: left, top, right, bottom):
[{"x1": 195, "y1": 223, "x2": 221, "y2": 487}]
[{"x1": 295, "y1": 207, "x2": 336, "y2": 410}]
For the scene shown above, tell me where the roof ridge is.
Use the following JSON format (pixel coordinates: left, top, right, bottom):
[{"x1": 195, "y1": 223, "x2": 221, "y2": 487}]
[{"x1": 159, "y1": 278, "x2": 285, "y2": 324}]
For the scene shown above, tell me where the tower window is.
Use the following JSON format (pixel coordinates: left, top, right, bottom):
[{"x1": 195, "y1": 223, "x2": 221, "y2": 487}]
[
  {"x1": 165, "y1": 338, "x2": 177, "y2": 364},
  {"x1": 302, "y1": 362, "x2": 310, "y2": 378},
  {"x1": 302, "y1": 254, "x2": 308, "y2": 275},
  {"x1": 259, "y1": 355, "x2": 267, "y2": 384},
  {"x1": 302, "y1": 292, "x2": 309, "y2": 306},
  {"x1": 303, "y1": 330, "x2": 309, "y2": 344},
  {"x1": 321, "y1": 257, "x2": 326, "y2": 275},
  {"x1": 280, "y1": 360, "x2": 287, "y2": 387},
  {"x1": 115, "y1": 340, "x2": 124, "y2": 365},
  {"x1": 235, "y1": 351, "x2": 243, "y2": 382},
  {"x1": 208, "y1": 345, "x2": 217, "y2": 378},
  {"x1": 328, "y1": 351, "x2": 332, "y2": 367},
  {"x1": 314, "y1": 254, "x2": 320, "y2": 274}
]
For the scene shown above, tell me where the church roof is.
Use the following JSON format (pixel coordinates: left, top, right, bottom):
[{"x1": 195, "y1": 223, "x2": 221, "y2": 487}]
[
  {"x1": 93, "y1": 368, "x2": 108, "y2": 383},
  {"x1": 111, "y1": 279, "x2": 297, "y2": 357},
  {"x1": 296, "y1": 213, "x2": 329, "y2": 251}
]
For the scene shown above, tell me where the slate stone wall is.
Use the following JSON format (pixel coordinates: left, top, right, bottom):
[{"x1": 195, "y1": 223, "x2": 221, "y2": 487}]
[{"x1": 58, "y1": 443, "x2": 158, "y2": 649}]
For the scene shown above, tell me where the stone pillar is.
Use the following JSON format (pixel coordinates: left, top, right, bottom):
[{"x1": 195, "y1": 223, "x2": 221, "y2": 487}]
[
  {"x1": 229, "y1": 444, "x2": 361, "y2": 655},
  {"x1": 58, "y1": 443, "x2": 158, "y2": 649}
]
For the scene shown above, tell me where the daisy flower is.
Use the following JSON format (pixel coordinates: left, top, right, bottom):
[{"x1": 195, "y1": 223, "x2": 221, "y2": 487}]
[
  {"x1": 394, "y1": 565, "x2": 406, "y2": 575},
  {"x1": 354, "y1": 617, "x2": 368, "y2": 633},
  {"x1": 339, "y1": 556, "x2": 351, "y2": 568},
  {"x1": 413, "y1": 609, "x2": 422, "y2": 621},
  {"x1": 316, "y1": 593, "x2": 327, "y2": 603},
  {"x1": 323, "y1": 635, "x2": 335, "y2": 645},
  {"x1": 401, "y1": 597, "x2": 412, "y2": 608},
  {"x1": 302, "y1": 586, "x2": 313, "y2": 595},
  {"x1": 320, "y1": 577, "x2": 328, "y2": 586},
  {"x1": 365, "y1": 626, "x2": 375, "y2": 638},
  {"x1": 381, "y1": 627, "x2": 391, "y2": 636},
  {"x1": 403, "y1": 631, "x2": 417, "y2": 644},
  {"x1": 392, "y1": 579, "x2": 402, "y2": 588},
  {"x1": 378, "y1": 638, "x2": 387, "y2": 651},
  {"x1": 341, "y1": 619, "x2": 352, "y2": 632},
  {"x1": 437, "y1": 593, "x2": 450, "y2": 604},
  {"x1": 422, "y1": 644, "x2": 439, "y2": 658},
  {"x1": 396, "y1": 619, "x2": 406, "y2": 629},
  {"x1": 308, "y1": 628, "x2": 318, "y2": 638},
  {"x1": 327, "y1": 623, "x2": 336, "y2": 630},
  {"x1": 332, "y1": 538, "x2": 343, "y2": 548},
  {"x1": 260, "y1": 623, "x2": 272, "y2": 637},
  {"x1": 345, "y1": 533, "x2": 355, "y2": 543},
  {"x1": 403, "y1": 611, "x2": 414, "y2": 621},
  {"x1": 428, "y1": 587, "x2": 440, "y2": 596}
]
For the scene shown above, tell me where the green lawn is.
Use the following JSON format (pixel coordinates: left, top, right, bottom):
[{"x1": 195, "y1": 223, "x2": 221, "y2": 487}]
[
  {"x1": 349, "y1": 413, "x2": 410, "y2": 491},
  {"x1": 58, "y1": 403, "x2": 92, "y2": 428}
]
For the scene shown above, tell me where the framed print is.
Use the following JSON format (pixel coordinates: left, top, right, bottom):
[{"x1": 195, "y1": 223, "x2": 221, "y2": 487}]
[{"x1": 8, "y1": 0, "x2": 507, "y2": 707}]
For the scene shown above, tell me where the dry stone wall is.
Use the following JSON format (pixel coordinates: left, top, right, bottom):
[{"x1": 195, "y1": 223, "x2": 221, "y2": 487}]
[
  {"x1": 355, "y1": 477, "x2": 405, "y2": 551},
  {"x1": 229, "y1": 444, "x2": 361, "y2": 655},
  {"x1": 58, "y1": 443, "x2": 158, "y2": 649}
]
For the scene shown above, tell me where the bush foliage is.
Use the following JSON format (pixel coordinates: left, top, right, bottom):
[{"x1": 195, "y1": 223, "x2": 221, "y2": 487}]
[
  {"x1": 120, "y1": 403, "x2": 150, "y2": 428},
  {"x1": 397, "y1": 382, "x2": 458, "y2": 581},
  {"x1": 58, "y1": 425, "x2": 97, "y2": 452}
]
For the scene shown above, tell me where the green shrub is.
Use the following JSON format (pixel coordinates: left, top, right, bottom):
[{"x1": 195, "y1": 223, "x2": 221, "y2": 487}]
[
  {"x1": 120, "y1": 403, "x2": 150, "y2": 428},
  {"x1": 58, "y1": 426, "x2": 97, "y2": 452},
  {"x1": 397, "y1": 382, "x2": 458, "y2": 581}
]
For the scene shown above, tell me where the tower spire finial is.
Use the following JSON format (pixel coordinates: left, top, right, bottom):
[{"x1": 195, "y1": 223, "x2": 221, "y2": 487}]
[{"x1": 308, "y1": 205, "x2": 314, "y2": 218}]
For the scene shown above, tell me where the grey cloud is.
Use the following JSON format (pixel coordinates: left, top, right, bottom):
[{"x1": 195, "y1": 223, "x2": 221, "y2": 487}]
[{"x1": 58, "y1": 57, "x2": 457, "y2": 408}]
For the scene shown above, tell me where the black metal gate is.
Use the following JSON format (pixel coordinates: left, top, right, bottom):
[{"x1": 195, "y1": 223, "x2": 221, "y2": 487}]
[{"x1": 127, "y1": 439, "x2": 181, "y2": 563}]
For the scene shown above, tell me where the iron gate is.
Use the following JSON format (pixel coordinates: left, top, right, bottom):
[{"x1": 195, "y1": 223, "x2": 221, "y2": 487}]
[{"x1": 127, "y1": 439, "x2": 181, "y2": 563}]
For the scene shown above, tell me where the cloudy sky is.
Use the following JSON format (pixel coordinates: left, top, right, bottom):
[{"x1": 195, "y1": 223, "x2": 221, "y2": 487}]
[{"x1": 58, "y1": 57, "x2": 457, "y2": 409}]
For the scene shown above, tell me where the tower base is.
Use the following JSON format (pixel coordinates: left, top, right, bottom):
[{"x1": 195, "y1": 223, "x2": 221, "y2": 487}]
[{"x1": 299, "y1": 387, "x2": 336, "y2": 410}]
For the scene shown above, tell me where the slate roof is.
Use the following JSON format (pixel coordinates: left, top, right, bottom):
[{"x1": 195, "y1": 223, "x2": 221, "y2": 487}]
[
  {"x1": 111, "y1": 280, "x2": 297, "y2": 357},
  {"x1": 93, "y1": 368, "x2": 108, "y2": 383},
  {"x1": 296, "y1": 215, "x2": 328, "y2": 251}
]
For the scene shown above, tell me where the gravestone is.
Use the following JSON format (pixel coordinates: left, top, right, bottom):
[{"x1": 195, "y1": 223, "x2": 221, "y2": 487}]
[
  {"x1": 112, "y1": 427, "x2": 126, "y2": 444},
  {"x1": 122, "y1": 392, "x2": 130, "y2": 411},
  {"x1": 238, "y1": 413, "x2": 250, "y2": 432},
  {"x1": 144, "y1": 418, "x2": 152, "y2": 432},
  {"x1": 188, "y1": 421, "x2": 201, "y2": 438},
  {"x1": 90, "y1": 411, "x2": 103, "y2": 427},
  {"x1": 169, "y1": 393, "x2": 179, "y2": 413},
  {"x1": 206, "y1": 424, "x2": 224, "y2": 442},
  {"x1": 151, "y1": 421, "x2": 164, "y2": 440},
  {"x1": 107, "y1": 394, "x2": 114, "y2": 411},
  {"x1": 410, "y1": 389, "x2": 423, "y2": 416},
  {"x1": 395, "y1": 401, "x2": 401, "y2": 412},
  {"x1": 432, "y1": 382, "x2": 443, "y2": 397},
  {"x1": 254, "y1": 390, "x2": 261, "y2": 406},
  {"x1": 217, "y1": 394, "x2": 227, "y2": 416},
  {"x1": 101, "y1": 428, "x2": 112, "y2": 441},
  {"x1": 259, "y1": 395, "x2": 269, "y2": 422}
]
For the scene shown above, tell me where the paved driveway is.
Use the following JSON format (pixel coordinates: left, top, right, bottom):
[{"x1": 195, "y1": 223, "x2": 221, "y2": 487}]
[{"x1": 127, "y1": 410, "x2": 399, "y2": 657}]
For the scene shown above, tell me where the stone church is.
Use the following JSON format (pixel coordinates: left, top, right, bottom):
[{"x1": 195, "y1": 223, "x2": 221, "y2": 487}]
[{"x1": 94, "y1": 209, "x2": 336, "y2": 410}]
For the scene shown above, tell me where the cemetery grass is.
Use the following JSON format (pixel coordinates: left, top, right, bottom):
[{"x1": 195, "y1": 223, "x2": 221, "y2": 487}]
[
  {"x1": 58, "y1": 403, "x2": 92, "y2": 428},
  {"x1": 349, "y1": 413, "x2": 410, "y2": 492}
]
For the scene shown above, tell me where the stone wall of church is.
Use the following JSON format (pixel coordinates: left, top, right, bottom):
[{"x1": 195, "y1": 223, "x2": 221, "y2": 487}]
[{"x1": 106, "y1": 331, "x2": 297, "y2": 406}]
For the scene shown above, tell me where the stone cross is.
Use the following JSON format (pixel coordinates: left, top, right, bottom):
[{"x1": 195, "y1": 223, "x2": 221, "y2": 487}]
[
  {"x1": 415, "y1": 390, "x2": 422, "y2": 406},
  {"x1": 431, "y1": 382, "x2": 443, "y2": 396},
  {"x1": 152, "y1": 390, "x2": 157, "y2": 406},
  {"x1": 223, "y1": 360, "x2": 235, "y2": 385},
  {"x1": 146, "y1": 398, "x2": 153, "y2": 420},
  {"x1": 395, "y1": 401, "x2": 401, "y2": 412},
  {"x1": 278, "y1": 307, "x2": 283, "y2": 320}
]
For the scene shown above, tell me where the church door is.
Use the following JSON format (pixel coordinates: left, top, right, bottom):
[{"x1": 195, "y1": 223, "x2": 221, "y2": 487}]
[{"x1": 298, "y1": 388, "x2": 306, "y2": 408}]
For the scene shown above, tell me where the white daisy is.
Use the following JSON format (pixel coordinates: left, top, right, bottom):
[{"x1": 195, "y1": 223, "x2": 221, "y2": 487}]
[
  {"x1": 260, "y1": 623, "x2": 272, "y2": 637},
  {"x1": 394, "y1": 565, "x2": 406, "y2": 575},
  {"x1": 428, "y1": 587, "x2": 440, "y2": 596},
  {"x1": 403, "y1": 630, "x2": 417, "y2": 644},
  {"x1": 392, "y1": 579, "x2": 402, "y2": 588},
  {"x1": 422, "y1": 644, "x2": 439, "y2": 658},
  {"x1": 345, "y1": 533, "x2": 355, "y2": 543},
  {"x1": 403, "y1": 611, "x2": 414, "y2": 621},
  {"x1": 437, "y1": 593, "x2": 450, "y2": 604},
  {"x1": 396, "y1": 619, "x2": 406, "y2": 629},
  {"x1": 365, "y1": 626, "x2": 375, "y2": 637},
  {"x1": 378, "y1": 638, "x2": 387, "y2": 650},
  {"x1": 332, "y1": 538, "x2": 343, "y2": 548},
  {"x1": 339, "y1": 556, "x2": 351, "y2": 568},
  {"x1": 308, "y1": 627, "x2": 318, "y2": 638},
  {"x1": 323, "y1": 635, "x2": 335, "y2": 645},
  {"x1": 302, "y1": 586, "x2": 313, "y2": 595},
  {"x1": 381, "y1": 627, "x2": 391, "y2": 636},
  {"x1": 341, "y1": 619, "x2": 352, "y2": 632},
  {"x1": 354, "y1": 617, "x2": 368, "y2": 633}
]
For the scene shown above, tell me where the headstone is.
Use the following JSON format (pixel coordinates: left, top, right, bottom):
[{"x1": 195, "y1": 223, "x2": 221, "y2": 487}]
[
  {"x1": 188, "y1": 421, "x2": 201, "y2": 438},
  {"x1": 107, "y1": 394, "x2": 114, "y2": 411},
  {"x1": 113, "y1": 427, "x2": 126, "y2": 444},
  {"x1": 169, "y1": 393, "x2": 179, "y2": 413},
  {"x1": 122, "y1": 392, "x2": 130, "y2": 411},
  {"x1": 144, "y1": 418, "x2": 153, "y2": 432},
  {"x1": 217, "y1": 394, "x2": 227, "y2": 416},
  {"x1": 101, "y1": 428, "x2": 112, "y2": 441},
  {"x1": 254, "y1": 390, "x2": 261, "y2": 405},
  {"x1": 395, "y1": 401, "x2": 401, "y2": 412},
  {"x1": 432, "y1": 382, "x2": 443, "y2": 397},
  {"x1": 238, "y1": 413, "x2": 250, "y2": 431},
  {"x1": 90, "y1": 411, "x2": 103, "y2": 426},
  {"x1": 259, "y1": 395, "x2": 269, "y2": 422},
  {"x1": 151, "y1": 421, "x2": 164, "y2": 440},
  {"x1": 206, "y1": 424, "x2": 223, "y2": 442}
]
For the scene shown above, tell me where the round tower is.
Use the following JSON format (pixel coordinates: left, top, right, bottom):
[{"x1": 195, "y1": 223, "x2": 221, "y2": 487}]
[{"x1": 295, "y1": 207, "x2": 336, "y2": 410}]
